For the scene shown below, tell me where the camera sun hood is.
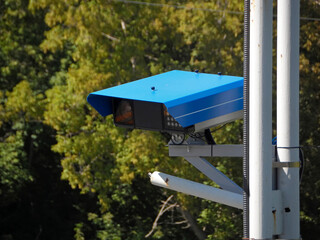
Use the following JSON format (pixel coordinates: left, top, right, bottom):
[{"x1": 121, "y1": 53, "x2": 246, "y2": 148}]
[{"x1": 87, "y1": 70, "x2": 243, "y2": 132}]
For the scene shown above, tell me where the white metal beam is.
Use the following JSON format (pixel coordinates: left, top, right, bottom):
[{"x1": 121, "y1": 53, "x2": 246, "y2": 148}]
[
  {"x1": 149, "y1": 171, "x2": 243, "y2": 209},
  {"x1": 168, "y1": 144, "x2": 243, "y2": 157},
  {"x1": 184, "y1": 157, "x2": 243, "y2": 194}
]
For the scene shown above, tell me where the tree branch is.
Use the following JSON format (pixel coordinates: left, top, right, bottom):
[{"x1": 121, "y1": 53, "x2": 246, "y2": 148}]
[
  {"x1": 145, "y1": 195, "x2": 207, "y2": 240},
  {"x1": 101, "y1": 32, "x2": 120, "y2": 42},
  {"x1": 145, "y1": 195, "x2": 175, "y2": 238},
  {"x1": 176, "y1": 206, "x2": 207, "y2": 240}
]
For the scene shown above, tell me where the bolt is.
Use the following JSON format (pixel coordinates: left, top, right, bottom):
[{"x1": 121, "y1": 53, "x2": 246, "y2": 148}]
[{"x1": 165, "y1": 178, "x2": 169, "y2": 185}]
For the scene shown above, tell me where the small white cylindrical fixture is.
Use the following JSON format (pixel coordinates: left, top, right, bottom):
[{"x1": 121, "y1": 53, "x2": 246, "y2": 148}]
[{"x1": 149, "y1": 171, "x2": 243, "y2": 209}]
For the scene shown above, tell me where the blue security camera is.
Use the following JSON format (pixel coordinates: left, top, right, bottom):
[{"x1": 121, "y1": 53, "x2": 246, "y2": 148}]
[{"x1": 87, "y1": 70, "x2": 243, "y2": 134}]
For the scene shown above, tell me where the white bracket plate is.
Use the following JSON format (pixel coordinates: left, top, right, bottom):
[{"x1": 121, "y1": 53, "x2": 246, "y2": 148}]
[{"x1": 169, "y1": 144, "x2": 243, "y2": 157}]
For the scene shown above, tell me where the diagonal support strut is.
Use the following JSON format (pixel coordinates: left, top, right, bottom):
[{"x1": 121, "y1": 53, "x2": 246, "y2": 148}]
[{"x1": 184, "y1": 156, "x2": 243, "y2": 194}]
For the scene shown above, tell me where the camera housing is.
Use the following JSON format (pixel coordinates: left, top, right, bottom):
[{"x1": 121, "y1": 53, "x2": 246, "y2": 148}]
[{"x1": 87, "y1": 70, "x2": 243, "y2": 133}]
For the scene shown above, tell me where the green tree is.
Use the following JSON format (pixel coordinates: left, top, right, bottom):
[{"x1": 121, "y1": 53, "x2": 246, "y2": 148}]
[
  {"x1": 29, "y1": 0, "x2": 245, "y2": 239},
  {"x1": 0, "y1": 1, "x2": 93, "y2": 239},
  {"x1": 2, "y1": 0, "x2": 318, "y2": 239},
  {"x1": 299, "y1": 1, "x2": 320, "y2": 238}
]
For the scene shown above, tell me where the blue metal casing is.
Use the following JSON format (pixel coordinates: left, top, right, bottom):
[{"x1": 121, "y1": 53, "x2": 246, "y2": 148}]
[{"x1": 87, "y1": 70, "x2": 243, "y2": 128}]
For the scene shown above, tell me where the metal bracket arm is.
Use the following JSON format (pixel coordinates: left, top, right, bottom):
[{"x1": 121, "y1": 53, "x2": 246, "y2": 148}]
[
  {"x1": 184, "y1": 156, "x2": 243, "y2": 194},
  {"x1": 169, "y1": 144, "x2": 243, "y2": 157}
]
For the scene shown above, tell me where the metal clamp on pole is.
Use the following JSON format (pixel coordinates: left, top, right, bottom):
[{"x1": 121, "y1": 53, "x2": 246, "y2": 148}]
[
  {"x1": 275, "y1": 238, "x2": 302, "y2": 240},
  {"x1": 242, "y1": 238, "x2": 273, "y2": 240},
  {"x1": 272, "y1": 162, "x2": 300, "y2": 168}
]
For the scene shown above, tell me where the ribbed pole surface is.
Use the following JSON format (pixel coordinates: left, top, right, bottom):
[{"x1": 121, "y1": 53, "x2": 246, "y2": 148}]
[{"x1": 243, "y1": 0, "x2": 250, "y2": 237}]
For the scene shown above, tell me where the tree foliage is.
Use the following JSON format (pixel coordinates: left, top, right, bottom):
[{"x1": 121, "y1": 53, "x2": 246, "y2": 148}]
[
  {"x1": 298, "y1": 1, "x2": 320, "y2": 238},
  {"x1": 0, "y1": 0, "x2": 92, "y2": 239}
]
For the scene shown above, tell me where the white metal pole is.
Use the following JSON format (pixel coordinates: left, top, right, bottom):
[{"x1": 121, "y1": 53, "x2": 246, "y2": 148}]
[
  {"x1": 149, "y1": 171, "x2": 243, "y2": 209},
  {"x1": 277, "y1": 0, "x2": 300, "y2": 238},
  {"x1": 249, "y1": 0, "x2": 273, "y2": 238}
]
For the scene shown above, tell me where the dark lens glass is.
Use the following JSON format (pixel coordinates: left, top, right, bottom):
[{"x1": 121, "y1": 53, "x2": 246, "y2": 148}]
[{"x1": 115, "y1": 100, "x2": 134, "y2": 125}]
